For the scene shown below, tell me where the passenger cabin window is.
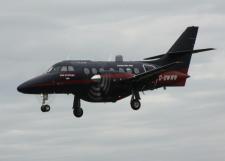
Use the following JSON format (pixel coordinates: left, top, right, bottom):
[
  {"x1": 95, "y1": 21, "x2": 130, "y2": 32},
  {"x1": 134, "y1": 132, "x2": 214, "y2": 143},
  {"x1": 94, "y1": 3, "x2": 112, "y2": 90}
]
[
  {"x1": 84, "y1": 68, "x2": 90, "y2": 75},
  {"x1": 99, "y1": 68, "x2": 104, "y2": 73},
  {"x1": 126, "y1": 68, "x2": 133, "y2": 74},
  {"x1": 119, "y1": 68, "x2": 125, "y2": 73},
  {"x1": 92, "y1": 68, "x2": 97, "y2": 74},
  {"x1": 109, "y1": 68, "x2": 115, "y2": 72}
]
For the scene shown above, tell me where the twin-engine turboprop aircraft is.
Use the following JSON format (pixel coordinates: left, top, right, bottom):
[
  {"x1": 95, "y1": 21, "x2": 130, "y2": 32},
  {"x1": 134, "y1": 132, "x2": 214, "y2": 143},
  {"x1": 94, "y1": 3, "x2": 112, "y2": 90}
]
[{"x1": 17, "y1": 26, "x2": 214, "y2": 118}]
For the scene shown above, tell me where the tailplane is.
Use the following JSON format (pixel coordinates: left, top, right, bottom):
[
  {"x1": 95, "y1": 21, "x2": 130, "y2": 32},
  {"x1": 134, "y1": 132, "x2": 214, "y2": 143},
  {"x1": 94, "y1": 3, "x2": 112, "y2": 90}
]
[
  {"x1": 144, "y1": 26, "x2": 214, "y2": 74},
  {"x1": 144, "y1": 26, "x2": 214, "y2": 86}
]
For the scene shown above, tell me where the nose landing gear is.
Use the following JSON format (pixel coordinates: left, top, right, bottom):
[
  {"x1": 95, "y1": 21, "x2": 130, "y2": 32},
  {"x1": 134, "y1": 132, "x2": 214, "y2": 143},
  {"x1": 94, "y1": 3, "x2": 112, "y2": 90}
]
[
  {"x1": 130, "y1": 90, "x2": 141, "y2": 110},
  {"x1": 41, "y1": 94, "x2": 51, "y2": 112}
]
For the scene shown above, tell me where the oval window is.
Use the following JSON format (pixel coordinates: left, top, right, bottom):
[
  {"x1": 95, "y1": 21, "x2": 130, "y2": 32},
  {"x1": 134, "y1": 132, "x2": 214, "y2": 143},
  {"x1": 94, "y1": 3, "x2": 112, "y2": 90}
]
[
  {"x1": 109, "y1": 68, "x2": 115, "y2": 72},
  {"x1": 126, "y1": 68, "x2": 133, "y2": 74},
  {"x1": 92, "y1": 68, "x2": 97, "y2": 74},
  {"x1": 99, "y1": 68, "x2": 105, "y2": 73},
  {"x1": 84, "y1": 68, "x2": 90, "y2": 75},
  {"x1": 119, "y1": 68, "x2": 125, "y2": 73}
]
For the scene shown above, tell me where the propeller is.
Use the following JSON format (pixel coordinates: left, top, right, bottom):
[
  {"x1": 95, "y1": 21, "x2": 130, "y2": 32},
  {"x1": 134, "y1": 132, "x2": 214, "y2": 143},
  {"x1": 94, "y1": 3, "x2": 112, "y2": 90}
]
[{"x1": 87, "y1": 55, "x2": 114, "y2": 101}]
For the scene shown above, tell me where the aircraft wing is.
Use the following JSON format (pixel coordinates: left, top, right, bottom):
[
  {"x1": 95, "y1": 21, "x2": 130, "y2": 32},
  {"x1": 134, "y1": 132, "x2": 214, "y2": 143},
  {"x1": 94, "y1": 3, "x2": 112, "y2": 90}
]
[
  {"x1": 132, "y1": 62, "x2": 181, "y2": 83},
  {"x1": 91, "y1": 62, "x2": 181, "y2": 89},
  {"x1": 118, "y1": 62, "x2": 181, "y2": 87}
]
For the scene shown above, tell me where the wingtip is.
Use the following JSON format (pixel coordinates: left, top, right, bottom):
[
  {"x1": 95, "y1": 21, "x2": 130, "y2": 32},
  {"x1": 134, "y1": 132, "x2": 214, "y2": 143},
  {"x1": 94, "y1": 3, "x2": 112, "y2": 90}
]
[{"x1": 205, "y1": 48, "x2": 216, "y2": 52}]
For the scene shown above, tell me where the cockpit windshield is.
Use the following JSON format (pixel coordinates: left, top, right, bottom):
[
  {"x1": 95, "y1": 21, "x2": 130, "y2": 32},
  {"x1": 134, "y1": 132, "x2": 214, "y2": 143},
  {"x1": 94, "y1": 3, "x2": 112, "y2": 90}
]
[
  {"x1": 47, "y1": 66, "x2": 61, "y2": 73},
  {"x1": 47, "y1": 65, "x2": 75, "y2": 73}
]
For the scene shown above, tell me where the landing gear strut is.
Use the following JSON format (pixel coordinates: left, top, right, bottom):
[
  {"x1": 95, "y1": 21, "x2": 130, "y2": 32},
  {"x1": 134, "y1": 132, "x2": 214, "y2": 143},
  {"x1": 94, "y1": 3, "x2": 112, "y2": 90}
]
[
  {"x1": 130, "y1": 90, "x2": 141, "y2": 110},
  {"x1": 73, "y1": 95, "x2": 83, "y2": 118},
  {"x1": 41, "y1": 94, "x2": 50, "y2": 112}
]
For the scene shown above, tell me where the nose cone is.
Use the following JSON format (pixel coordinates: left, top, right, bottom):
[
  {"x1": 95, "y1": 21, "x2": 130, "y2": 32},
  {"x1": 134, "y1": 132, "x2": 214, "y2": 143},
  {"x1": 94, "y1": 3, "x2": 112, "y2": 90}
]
[
  {"x1": 17, "y1": 74, "x2": 53, "y2": 94},
  {"x1": 17, "y1": 84, "x2": 23, "y2": 93},
  {"x1": 17, "y1": 82, "x2": 29, "y2": 93},
  {"x1": 17, "y1": 81, "x2": 33, "y2": 94}
]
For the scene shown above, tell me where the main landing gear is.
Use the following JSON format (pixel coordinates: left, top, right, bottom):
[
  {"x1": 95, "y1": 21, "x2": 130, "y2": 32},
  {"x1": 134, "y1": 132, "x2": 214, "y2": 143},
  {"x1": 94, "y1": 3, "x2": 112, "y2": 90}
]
[
  {"x1": 41, "y1": 94, "x2": 50, "y2": 112},
  {"x1": 73, "y1": 95, "x2": 83, "y2": 118},
  {"x1": 130, "y1": 90, "x2": 141, "y2": 110}
]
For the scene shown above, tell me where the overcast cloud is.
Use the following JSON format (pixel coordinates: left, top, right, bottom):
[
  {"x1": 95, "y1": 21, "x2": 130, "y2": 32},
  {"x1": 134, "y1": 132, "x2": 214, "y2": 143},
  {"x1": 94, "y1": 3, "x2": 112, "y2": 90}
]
[{"x1": 0, "y1": 0, "x2": 225, "y2": 161}]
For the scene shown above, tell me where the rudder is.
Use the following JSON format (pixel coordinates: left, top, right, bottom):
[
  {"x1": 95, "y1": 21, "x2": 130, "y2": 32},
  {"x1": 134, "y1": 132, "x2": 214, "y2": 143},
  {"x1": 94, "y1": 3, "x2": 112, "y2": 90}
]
[{"x1": 163, "y1": 26, "x2": 199, "y2": 74}]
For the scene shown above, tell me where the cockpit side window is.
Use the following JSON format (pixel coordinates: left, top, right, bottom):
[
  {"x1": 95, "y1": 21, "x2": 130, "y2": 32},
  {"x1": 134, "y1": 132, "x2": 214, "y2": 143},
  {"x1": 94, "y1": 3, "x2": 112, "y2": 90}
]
[
  {"x1": 61, "y1": 66, "x2": 67, "y2": 72},
  {"x1": 68, "y1": 66, "x2": 75, "y2": 72},
  {"x1": 47, "y1": 66, "x2": 61, "y2": 73},
  {"x1": 47, "y1": 65, "x2": 74, "y2": 73}
]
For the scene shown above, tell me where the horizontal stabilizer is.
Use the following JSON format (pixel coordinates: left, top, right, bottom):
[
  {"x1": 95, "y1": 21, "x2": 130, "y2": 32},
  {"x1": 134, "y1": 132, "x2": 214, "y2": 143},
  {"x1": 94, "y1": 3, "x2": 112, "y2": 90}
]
[{"x1": 144, "y1": 48, "x2": 215, "y2": 60}]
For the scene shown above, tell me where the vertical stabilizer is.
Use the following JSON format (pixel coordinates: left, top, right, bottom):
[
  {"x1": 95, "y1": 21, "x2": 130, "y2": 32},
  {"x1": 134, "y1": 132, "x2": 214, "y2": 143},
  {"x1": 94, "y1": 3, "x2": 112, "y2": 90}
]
[{"x1": 163, "y1": 26, "x2": 199, "y2": 74}]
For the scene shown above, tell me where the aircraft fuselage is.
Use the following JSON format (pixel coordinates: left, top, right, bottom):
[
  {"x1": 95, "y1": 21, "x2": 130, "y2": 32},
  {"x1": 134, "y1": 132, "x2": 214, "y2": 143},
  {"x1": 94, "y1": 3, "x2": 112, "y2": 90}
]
[{"x1": 17, "y1": 60, "x2": 187, "y2": 103}]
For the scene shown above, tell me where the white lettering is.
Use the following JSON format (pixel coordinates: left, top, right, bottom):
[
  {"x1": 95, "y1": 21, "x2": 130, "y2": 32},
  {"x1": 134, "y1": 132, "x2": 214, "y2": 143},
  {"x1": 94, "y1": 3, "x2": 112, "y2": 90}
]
[{"x1": 158, "y1": 74, "x2": 178, "y2": 81}]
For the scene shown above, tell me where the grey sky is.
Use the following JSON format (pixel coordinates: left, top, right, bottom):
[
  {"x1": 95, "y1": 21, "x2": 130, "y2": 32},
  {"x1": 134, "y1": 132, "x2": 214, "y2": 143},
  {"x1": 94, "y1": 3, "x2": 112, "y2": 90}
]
[{"x1": 0, "y1": 0, "x2": 225, "y2": 161}]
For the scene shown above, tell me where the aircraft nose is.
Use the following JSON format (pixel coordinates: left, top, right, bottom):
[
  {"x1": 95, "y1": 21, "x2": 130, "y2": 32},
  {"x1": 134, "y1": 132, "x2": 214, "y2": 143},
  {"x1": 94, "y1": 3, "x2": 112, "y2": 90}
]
[
  {"x1": 17, "y1": 74, "x2": 55, "y2": 94},
  {"x1": 17, "y1": 77, "x2": 41, "y2": 94},
  {"x1": 17, "y1": 82, "x2": 29, "y2": 93},
  {"x1": 17, "y1": 84, "x2": 22, "y2": 92}
]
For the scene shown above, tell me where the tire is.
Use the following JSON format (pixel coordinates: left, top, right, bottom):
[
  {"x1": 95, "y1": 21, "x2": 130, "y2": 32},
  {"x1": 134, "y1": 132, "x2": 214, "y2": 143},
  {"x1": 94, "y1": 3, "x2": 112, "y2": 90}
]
[
  {"x1": 41, "y1": 105, "x2": 50, "y2": 112},
  {"x1": 73, "y1": 108, "x2": 83, "y2": 118},
  {"x1": 45, "y1": 105, "x2": 50, "y2": 112},
  {"x1": 130, "y1": 99, "x2": 141, "y2": 110}
]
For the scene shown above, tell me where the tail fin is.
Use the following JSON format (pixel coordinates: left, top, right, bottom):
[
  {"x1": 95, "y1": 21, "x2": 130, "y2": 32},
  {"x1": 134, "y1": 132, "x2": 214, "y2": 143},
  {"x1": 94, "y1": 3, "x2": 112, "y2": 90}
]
[
  {"x1": 143, "y1": 26, "x2": 214, "y2": 87},
  {"x1": 162, "y1": 26, "x2": 199, "y2": 74},
  {"x1": 167, "y1": 26, "x2": 198, "y2": 53}
]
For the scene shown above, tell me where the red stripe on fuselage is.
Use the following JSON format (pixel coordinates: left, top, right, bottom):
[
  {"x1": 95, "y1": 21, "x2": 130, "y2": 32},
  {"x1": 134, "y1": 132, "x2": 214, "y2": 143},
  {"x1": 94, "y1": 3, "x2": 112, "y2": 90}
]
[
  {"x1": 32, "y1": 69, "x2": 189, "y2": 88},
  {"x1": 101, "y1": 73, "x2": 134, "y2": 79},
  {"x1": 32, "y1": 73, "x2": 134, "y2": 88}
]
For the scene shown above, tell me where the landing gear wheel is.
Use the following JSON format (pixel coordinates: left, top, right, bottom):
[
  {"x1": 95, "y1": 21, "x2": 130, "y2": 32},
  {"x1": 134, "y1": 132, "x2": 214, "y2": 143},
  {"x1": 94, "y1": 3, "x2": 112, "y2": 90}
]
[
  {"x1": 40, "y1": 94, "x2": 50, "y2": 112},
  {"x1": 72, "y1": 95, "x2": 83, "y2": 118},
  {"x1": 130, "y1": 99, "x2": 141, "y2": 110},
  {"x1": 73, "y1": 108, "x2": 83, "y2": 118},
  {"x1": 41, "y1": 105, "x2": 50, "y2": 112}
]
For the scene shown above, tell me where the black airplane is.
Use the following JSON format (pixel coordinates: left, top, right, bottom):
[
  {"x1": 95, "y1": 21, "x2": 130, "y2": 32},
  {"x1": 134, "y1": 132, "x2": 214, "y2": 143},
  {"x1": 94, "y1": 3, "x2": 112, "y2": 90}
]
[{"x1": 17, "y1": 26, "x2": 214, "y2": 118}]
